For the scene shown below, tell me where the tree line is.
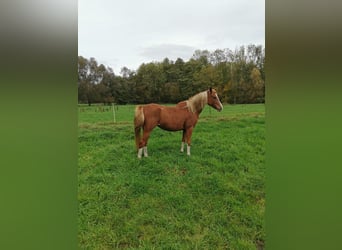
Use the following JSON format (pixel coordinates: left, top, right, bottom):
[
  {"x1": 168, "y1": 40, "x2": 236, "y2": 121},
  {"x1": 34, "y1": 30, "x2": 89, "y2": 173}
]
[{"x1": 78, "y1": 44, "x2": 265, "y2": 105}]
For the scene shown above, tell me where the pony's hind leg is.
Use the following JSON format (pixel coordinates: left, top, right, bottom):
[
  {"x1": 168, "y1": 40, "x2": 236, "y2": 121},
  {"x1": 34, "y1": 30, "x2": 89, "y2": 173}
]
[
  {"x1": 137, "y1": 147, "x2": 148, "y2": 158},
  {"x1": 137, "y1": 128, "x2": 152, "y2": 158}
]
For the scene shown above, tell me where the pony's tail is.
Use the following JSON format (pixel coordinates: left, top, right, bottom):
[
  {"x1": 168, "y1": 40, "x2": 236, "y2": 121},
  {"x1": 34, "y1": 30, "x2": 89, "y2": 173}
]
[{"x1": 134, "y1": 105, "x2": 144, "y2": 150}]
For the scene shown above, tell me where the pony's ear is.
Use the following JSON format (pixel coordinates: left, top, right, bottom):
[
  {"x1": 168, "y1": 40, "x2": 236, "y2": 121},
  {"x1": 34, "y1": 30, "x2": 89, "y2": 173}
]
[{"x1": 209, "y1": 87, "x2": 212, "y2": 93}]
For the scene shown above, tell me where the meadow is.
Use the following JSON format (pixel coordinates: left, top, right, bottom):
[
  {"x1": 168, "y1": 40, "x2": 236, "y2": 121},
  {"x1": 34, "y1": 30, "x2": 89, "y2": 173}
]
[{"x1": 78, "y1": 103, "x2": 265, "y2": 249}]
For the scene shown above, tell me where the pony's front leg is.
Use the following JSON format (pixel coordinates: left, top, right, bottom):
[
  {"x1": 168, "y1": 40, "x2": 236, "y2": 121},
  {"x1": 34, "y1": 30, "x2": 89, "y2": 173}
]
[
  {"x1": 137, "y1": 148, "x2": 143, "y2": 158},
  {"x1": 187, "y1": 144, "x2": 191, "y2": 156},
  {"x1": 143, "y1": 146, "x2": 148, "y2": 157},
  {"x1": 180, "y1": 142, "x2": 185, "y2": 152},
  {"x1": 185, "y1": 127, "x2": 193, "y2": 156},
  {"x1": 180, "y1": 130, "x2": 186, "y2": 153}
]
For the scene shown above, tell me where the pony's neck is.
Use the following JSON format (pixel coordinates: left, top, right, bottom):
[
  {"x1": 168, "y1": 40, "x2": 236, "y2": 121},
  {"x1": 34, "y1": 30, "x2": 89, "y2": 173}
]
[{"x1": 187, "y1": 91, "x2": 207, "y2": 114}]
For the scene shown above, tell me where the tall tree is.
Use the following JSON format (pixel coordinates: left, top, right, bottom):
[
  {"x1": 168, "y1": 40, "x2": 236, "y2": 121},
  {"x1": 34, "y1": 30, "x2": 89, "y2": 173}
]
[{"x1": 78, "y1": 44, "x2": 265, "y2": 105}]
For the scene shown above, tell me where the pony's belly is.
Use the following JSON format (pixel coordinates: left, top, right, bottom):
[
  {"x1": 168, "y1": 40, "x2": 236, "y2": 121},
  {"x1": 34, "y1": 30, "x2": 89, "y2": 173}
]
[
  {"x1": 158, "y1": 108, "x2": 188, "y2": 131},
  {"x1": 158, "y1": 123, "x2": 183, "y2": 131}
]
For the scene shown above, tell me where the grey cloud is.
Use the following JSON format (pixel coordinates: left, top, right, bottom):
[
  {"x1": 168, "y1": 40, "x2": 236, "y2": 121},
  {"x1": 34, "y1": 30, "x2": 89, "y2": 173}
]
[
  {"x1": 140, "y1": 44, "x2": 197, "y2": 62},
  {"x1": 79, "y1": 0, "x2": 264, "y2": 73}
]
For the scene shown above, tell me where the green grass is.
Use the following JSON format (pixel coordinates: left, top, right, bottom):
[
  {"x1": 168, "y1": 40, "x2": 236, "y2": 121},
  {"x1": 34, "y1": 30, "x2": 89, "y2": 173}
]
[{"x1": 78, "y1": 104, "x2": 265, "y2": 249}]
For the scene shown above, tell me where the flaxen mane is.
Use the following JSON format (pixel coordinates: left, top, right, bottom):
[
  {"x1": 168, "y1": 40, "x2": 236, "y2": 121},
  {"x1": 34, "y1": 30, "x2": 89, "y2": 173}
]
[{"x1": 185, "y1": 91, "x2": 208, "y2": 113}]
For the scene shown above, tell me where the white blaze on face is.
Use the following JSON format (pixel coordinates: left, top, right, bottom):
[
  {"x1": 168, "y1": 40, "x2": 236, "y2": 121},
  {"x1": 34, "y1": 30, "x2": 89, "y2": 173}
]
[{"x1": 216, "y1": 94, "x2": 223, "y2": 111}]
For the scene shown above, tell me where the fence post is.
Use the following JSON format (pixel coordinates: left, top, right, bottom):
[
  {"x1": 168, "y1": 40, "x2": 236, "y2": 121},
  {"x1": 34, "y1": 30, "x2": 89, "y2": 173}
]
[{"x1": 112, "y1": 103, "x2": 116, "y2": 123}]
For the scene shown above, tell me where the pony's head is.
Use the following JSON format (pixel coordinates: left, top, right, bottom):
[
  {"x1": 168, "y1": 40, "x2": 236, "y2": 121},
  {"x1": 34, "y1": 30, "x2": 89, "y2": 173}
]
[{"x1": 207, "y1": 87, "x2": 223, "y2": 112}]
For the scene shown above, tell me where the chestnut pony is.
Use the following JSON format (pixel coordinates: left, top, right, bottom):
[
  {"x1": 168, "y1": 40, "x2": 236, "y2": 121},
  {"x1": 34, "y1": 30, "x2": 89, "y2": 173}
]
[{"x1": 134, "y1": 88, "x2": 223, "y2": 158}]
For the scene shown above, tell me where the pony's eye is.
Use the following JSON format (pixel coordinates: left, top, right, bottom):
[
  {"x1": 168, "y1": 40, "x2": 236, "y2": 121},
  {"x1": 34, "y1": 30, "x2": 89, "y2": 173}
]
[{"x1": 213, "y1": 96, "x2": 217, "y2": 99}]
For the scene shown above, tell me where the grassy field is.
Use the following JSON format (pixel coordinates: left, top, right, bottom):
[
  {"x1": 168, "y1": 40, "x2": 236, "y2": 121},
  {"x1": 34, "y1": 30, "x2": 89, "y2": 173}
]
[{"x1": 78, "y1": 103, "x2": 265, "y2": 249}]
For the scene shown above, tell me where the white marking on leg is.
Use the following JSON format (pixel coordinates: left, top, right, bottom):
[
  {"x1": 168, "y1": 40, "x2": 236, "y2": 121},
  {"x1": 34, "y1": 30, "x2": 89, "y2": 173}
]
[
  {"x1": 137, "y1": 148, "x2": 143, "y2": 158},
  {"x1": 180, "y1": 142, "x2": 184, "y2": 152},
  {"x1": 187, "y1": 145, "x2": 191, "y2": 156},
  {"x1": 143, "y1": 146, "x2": 148, "y2": 157}
]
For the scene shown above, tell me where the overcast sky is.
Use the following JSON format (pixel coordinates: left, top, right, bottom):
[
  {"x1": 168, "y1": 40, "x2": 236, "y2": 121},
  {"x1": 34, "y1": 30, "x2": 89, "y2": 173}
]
[{"x1": 78, "y1": 0, "x2": 264, "y2": 74}]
